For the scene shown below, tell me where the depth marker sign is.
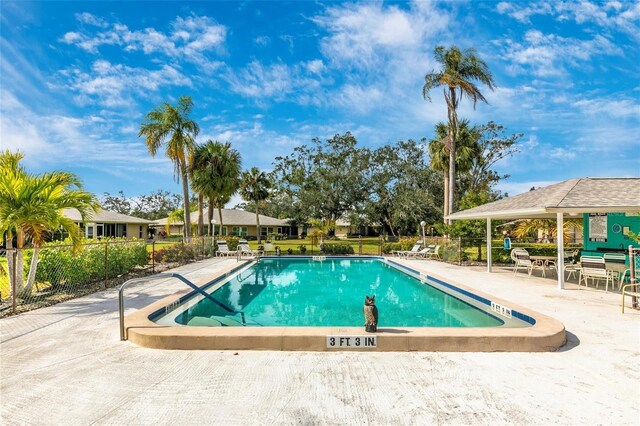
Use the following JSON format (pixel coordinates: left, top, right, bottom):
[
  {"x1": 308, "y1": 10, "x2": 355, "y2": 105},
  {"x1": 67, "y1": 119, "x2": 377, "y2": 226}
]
[{"x1": 327, "y1": 335, "x2": 377, "y2": 348}]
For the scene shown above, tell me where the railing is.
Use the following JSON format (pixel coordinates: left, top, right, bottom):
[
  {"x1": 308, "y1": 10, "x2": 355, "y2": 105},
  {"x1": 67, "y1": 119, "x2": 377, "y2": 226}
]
[{"x1": 118, "y1": 272, "x2": 246, "y2": 341}]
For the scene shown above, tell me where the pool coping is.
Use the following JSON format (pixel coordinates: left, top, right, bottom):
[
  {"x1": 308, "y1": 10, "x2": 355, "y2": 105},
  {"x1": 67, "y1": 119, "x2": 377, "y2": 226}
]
[{"x1": 124, "y1": 256, "x2": 566, "y2": 352}]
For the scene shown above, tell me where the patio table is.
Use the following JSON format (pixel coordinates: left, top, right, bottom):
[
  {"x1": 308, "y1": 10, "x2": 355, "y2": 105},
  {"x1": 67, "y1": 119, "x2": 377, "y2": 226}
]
[{"x1": 530, "y1": 255, "x2": 558, "y2": 277}]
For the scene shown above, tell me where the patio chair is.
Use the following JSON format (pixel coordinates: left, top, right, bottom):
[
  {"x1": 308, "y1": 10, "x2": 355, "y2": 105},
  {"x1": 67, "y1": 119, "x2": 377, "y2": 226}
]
[
  {"x1": 564, "y1": 250, "x2": 581, "y2": 280},
  {"x1": 406, "y1": 247, "x2": 431, "y2": 259},
  {"x1": 238, "y1": 239, "x2": 262, "y2": 257},
  {"x1": 423, "y1": 245, "x2": 441, "y2": 260},
  {"x1": 603, "y1": 253, "x2": 627, "y2": 290},
  {"x1": 216, "y1": 240, "x2": 238, "y2": 257},
  {"x1": 621, "y1": 277, "x2": 640, "y2": 313},
  {"x1": 578, "y1": 256, "x2": 614, "y2": 292},
  {"x1": 510, "y1": 248, "x2": 544, "y2": 276},
  {"x1": 395, "y1": 241, "x2": 422, "y2": 257},
  {"x1": 263, "y1": 242, "x2": 276, "y2": 255}
]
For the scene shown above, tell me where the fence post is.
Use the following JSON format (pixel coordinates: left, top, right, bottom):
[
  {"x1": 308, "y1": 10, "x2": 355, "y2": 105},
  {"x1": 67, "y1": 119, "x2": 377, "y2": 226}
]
[
  {"x1": 152, "y1": 240, "x2": 156, "y2": 273},
  {"x1": 10, "y1": 249, "x2": 17, "y2": 315},
  {"x1": 630, "y1": 245, "x2": 637, "y2": 308},
  {"x1": 458, "y1": 237, "x2": 462, "y2": 265},
  {"x1": 359, "y1": 235, "x2": 363, "y2": 255},
  {"x1": 201, "y1": 236, "x2": 205, "y2": 258},
  {"x1": 104, "y1": 242, "x2": 108, "y2": 289}
]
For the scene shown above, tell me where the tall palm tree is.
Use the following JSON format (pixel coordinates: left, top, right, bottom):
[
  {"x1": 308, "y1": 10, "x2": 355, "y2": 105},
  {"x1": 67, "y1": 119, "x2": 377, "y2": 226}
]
[
  {"x1": 139, "y1": 96, "x2": 199, "y2": 242},
  {"x1": 239, "y1": 168, "x2": 271, "y2": 243},
  {"x1": 190, "y1": 141, "x2": 241, "y2": 237},
  {"x1": 0, "y1": 150, "x2": 99, "y2": 296},
  {"x1": 423, "y1": 46, "x2": 495, "y2": 220},
  {"x1": 429, "y1": 120, "x2": 481, "y2": 223}
]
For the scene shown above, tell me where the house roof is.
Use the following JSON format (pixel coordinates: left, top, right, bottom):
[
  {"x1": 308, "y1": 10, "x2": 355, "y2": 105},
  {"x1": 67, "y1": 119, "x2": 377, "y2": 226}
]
[
  {"x1": 447, "y1": 177, "x2": 640, "y2": 220},
  {"x1": 153, "y1": 209, "x2": 289, "y2": 227},
  {"x1": 64, "y1": 208, "x2": 154, "y2": 224}
]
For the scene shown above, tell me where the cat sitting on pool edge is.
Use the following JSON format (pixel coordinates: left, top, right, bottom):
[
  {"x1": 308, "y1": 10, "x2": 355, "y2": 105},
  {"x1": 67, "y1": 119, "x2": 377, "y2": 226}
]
[{"x1": 363, "y1": 295, "x2": 378, "y2": 333}]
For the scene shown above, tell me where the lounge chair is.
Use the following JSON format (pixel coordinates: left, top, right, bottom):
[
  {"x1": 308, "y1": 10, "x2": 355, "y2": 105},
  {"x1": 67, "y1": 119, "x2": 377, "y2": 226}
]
[
  {"x1": 604, "y1": 253, "x2": 627, "y2": 290},
  {"x1": 406, "y1": 247, "x2": 431, "y2": 259},
  {"x1": 216, "y1": 240, "x2": 238, "y2": 257},
  {"x1": 395, "y1": 241, "x2": 422, "y2": 257},
  {"x1": 578, "y1": 256, "x2": 615, "y2": 292},
  {"x1": 263, "y1": 242, "x2": 276, "y2": 255},
  {"x1": 423, "y1": 245, "x2": 441, "y2": 260},
  {"x1": 238, "y1": 239, "x2": 262, "y2": 257}
]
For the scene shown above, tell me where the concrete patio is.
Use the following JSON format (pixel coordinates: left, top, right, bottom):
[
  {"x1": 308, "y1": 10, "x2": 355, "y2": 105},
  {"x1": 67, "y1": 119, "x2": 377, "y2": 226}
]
[{"x1": 1, "y1": 257, "x2": 638, "y2": 425}]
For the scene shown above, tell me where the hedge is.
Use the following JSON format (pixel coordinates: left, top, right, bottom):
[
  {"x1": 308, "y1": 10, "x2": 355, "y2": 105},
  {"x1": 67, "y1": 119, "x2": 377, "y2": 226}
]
[{"x1": 322, "y1": 243, "x2": 355, "y2": 255}]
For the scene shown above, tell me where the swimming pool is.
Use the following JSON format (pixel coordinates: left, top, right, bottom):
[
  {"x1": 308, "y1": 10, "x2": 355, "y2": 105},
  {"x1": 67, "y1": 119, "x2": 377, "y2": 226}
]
[
  {"x1": 155, "y1": 258, "x2": 523, "y2": 328},
  {"x1": 124, "y1": 256, "x2": 566, "y2": 351}
]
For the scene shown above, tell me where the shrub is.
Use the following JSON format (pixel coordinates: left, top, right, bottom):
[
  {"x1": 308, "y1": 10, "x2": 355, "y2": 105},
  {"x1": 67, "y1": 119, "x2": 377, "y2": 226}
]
[
  {"x1": 322, "y1": 243, "x2": 354, "y2": 255},
  {"x1": 26, "y1": 238, "x2": 148, "y2": 288},
  {"x1": 298, "y1": 245, "x2": 307, "y2": 254}
]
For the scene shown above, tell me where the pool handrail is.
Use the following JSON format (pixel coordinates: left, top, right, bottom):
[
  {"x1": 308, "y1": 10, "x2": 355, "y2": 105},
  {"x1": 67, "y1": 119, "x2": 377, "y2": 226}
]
[{"x1": 119, "y1": 272, "x2": 246, "y2": 341}]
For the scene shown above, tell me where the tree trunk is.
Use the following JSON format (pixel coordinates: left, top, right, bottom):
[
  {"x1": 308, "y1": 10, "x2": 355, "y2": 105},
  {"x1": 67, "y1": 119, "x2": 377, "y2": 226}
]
[
  {"x1": 207, "y1": 199, "x2": 214, "y2": 237},
  {"x1": 443, "y1": 175, "x2": 449, "y2": 224},
  {"x1": 197, "y1": 193, "x2": 204, "y2": 236},
  {"x1": 218, "y1": 204, "x2": 224, "y2": 240},
  {"x1": 256, "y1": 206, "x2": 261, "y2": 244},
  {"x1": 6, "y1": 238, "x2": 25, "y2": 298},
  {"x1": 24, "y1": 246, "x2": 40, "y2": 296},
  {"x1": 447, "y1": 87, "x2": 458, "y2": 225},
  {"x1": 180, "y1": 161, "x2": 191, "y2": 242}
]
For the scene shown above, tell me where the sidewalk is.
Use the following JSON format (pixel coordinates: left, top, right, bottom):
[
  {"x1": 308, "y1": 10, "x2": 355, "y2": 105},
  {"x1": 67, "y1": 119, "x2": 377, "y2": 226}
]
[{"x1": 1, "y1": 257, "x2": 638, "y2": 425}]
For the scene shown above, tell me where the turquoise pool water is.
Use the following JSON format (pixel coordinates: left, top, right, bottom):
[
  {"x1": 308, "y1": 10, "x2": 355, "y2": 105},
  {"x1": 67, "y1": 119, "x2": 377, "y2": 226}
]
[{"x1": 173, "y1": 258, "x2": 504, "y2": 327}]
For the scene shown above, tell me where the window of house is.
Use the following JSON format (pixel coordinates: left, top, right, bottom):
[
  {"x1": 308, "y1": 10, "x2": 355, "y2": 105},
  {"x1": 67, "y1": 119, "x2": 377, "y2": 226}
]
[
  {"x1": 139, "y1": 225, "x2": 143, "y2": 238},
  {"x1": 214, "y1": 225, "x2": 227, "y2": 236},
  {"x1": 86, "y1": 224, "x2": 94, "y2": 239},
  {"x1": 232, "y1": 226, "x2": 248, "y2": 237}
]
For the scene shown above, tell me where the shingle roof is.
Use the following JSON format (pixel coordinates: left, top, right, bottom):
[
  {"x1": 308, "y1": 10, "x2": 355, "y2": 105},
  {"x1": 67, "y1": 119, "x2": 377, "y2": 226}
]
[
  {"x1": 63, "y1": 208, "x2": 154, "y2": 224},
  {"x1": 447, "y1": 178, "x2": 640, "y2": 220},
  {"x1": 153, "y1": 209, "x2": 289, "y2": 227}
]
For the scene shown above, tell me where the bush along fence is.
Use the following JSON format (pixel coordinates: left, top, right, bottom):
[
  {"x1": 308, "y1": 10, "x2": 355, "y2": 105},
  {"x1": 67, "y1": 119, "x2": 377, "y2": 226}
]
[{"x1": 0, "y1": 236, "x2": 223, "y2": 317}]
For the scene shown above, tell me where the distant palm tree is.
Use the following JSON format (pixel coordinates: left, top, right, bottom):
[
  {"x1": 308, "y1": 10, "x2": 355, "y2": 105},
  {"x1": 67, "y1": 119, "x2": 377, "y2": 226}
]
[
  {"x1": 139, "y1": 96, "x2": 199, "y2": 242},
  {"x1": 0, "y1": 150, "x2": 98, "y2": 296},
  {"x1": 423, "y1": 46, "x2": 495, "y2": 221},
  {"x1": 513, "y1": 219, "x2": 583, "y2": 242},
  {"x1": 240, "y1": 168, "x2": 271, "y2": 243},
  {"x1": 429, "y1": 120, "x2": 481, "y2": 223},
  {"x1": 190, "y1": 141, "x2": 241, "y2": 237}
]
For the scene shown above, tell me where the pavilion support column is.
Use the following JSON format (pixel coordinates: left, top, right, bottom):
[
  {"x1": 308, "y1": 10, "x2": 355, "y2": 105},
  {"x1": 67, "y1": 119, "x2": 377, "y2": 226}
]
[
  {"x1": 486, "y1": 218, "x2": 492, "y2": 273},
  {"x1": 557, "y1": 212, "x2": 565, "y2": 290}
]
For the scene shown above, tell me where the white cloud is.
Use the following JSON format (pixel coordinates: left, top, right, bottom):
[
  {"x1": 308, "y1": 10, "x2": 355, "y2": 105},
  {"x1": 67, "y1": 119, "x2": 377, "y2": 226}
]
[
  {"x1": 498, "y1": 30, "x2": 622, "y2": 77},
  {"x1": 496, "y1": 1, "x2": 640, "y2": 39},
  {"x1": 75, "y1": 12, "x2": 109, "y2": 28},
  {"x1": 58, "y1": 60, "x2": 192, "y2": 107},
  {"x1": 60, "y1": 14, "x2": 227, "y2": 68}
]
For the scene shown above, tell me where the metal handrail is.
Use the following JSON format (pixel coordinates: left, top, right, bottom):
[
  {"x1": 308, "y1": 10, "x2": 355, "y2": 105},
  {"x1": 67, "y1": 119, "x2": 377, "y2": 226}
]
[{"x1": 118, "y1": 272, "x2": 246, "y2": 341}]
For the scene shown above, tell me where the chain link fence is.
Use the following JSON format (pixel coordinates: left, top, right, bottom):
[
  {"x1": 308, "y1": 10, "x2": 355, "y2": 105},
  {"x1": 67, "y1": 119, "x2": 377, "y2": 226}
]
[{"x1": 0, "y1": 236, "x2": 221, "y2": 317}]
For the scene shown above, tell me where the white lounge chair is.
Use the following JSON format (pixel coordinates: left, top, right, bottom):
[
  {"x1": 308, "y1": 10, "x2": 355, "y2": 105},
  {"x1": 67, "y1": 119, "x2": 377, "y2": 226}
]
[
  {"x1": 578, "y1": 256, "x2": 615, "y2": 292},
  {"x1": 216, "y1": 240, "x2": 238, "y2": 257},
  {"x1": 395, "y1": 241, "x2": 422, "y2": 257},
  {"x1": 238, "y1": 239, "x2": 262, "y2": 257},
  {"x1": 423, "y1": 245, "x2": 441, "y2": 260},
  {"x1": 406, "y1": 247, "x2": 431, "y2": 259}
]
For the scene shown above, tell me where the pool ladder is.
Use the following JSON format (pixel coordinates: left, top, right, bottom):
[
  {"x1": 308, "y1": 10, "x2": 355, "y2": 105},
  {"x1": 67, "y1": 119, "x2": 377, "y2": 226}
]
[{"x1": 118, "y1": 272, "x2": 247, "y2": 341}]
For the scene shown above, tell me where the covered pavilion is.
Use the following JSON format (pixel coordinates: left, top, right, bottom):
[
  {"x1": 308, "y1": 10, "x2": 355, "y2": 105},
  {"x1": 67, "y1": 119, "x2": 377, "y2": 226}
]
[{"x1": 446, "y1": 177, "x2": 640, "y2": 289}]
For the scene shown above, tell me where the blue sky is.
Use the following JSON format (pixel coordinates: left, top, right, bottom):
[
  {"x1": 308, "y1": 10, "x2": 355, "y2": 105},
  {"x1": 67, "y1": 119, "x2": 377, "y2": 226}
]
[{"x1": 1, "y1": 0, "x2": 639, "y2": 205}]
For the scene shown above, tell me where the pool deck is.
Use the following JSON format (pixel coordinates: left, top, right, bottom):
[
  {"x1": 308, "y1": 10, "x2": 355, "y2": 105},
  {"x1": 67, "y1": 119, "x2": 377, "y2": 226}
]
[{"x1": 1, "y1": 256, "x2": 639, "y2": 424}]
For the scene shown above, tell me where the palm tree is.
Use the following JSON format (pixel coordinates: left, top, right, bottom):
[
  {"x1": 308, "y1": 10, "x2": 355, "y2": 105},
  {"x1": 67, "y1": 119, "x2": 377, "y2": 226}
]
[
  {"x1": 190, "y1": 141, "x2": 241, "y2": 237},
  {"x1": 513, "y1": 219, "x2": 583, "y2": 242},
  {"x1": 0, "y1": 150, "x2": 99, "y2": 296},
  {"x1": 139, "y1": 96, "x2": 200, "y2": 242},
  {"x1": 423, "y1": 46, "x2": 495, "y2": 220},
  {"x1": 429, "y1": 120, "x2": 481, "y2": 223},
  {"x1": 239, "y1": 168, "x2": 271, "y2": 243}
]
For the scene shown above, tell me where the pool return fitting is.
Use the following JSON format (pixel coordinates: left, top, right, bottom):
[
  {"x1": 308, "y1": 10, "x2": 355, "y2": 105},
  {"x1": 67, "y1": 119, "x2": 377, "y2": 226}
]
[{"x1": 119, "y1": 272, "x2": 246, "y2": 341}]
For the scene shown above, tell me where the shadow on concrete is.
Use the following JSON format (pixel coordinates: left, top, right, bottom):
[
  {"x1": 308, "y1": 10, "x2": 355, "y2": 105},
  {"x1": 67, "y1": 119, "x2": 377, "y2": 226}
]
[
  {"x1": 556, "y1": 330, "x2": 580, "y2": 352},
  {"x1": 377, "y1": 328, "x2": 411, "y2": 334}
]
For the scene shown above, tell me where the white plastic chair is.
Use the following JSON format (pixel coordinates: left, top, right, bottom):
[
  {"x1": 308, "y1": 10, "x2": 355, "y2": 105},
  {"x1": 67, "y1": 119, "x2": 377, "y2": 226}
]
[{"x1": 579, "y1": 256, "x2": 614, "y2": 292}]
